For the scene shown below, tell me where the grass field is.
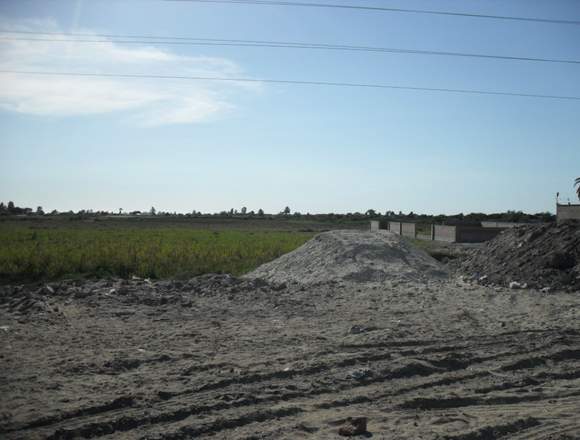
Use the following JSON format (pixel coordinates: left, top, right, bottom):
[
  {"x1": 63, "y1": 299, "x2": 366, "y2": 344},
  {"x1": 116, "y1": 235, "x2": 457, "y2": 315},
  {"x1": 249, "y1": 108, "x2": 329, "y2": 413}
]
[{"x1": 0, "y1": 224, "x2": 315, "y2": 282}]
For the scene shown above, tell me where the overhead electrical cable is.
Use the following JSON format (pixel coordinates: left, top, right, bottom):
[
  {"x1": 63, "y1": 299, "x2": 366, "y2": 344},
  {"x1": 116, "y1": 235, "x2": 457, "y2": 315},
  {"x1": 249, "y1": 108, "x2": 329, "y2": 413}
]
[
  {"x1": 1, "y1": 70, "x2": 579, "y2": 101},
  {"x1": 165, "y1": 0, "x2": 580, "y2": 26},
  {"x1": 1, "y1": 32, "x2": 579, "y2": 65}
]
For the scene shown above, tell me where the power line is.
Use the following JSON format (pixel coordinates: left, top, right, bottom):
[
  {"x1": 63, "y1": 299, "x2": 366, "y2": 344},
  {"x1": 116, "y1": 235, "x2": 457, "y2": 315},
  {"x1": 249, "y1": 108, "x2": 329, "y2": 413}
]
[
  {"x1": 167, "y1": 0, "x2": 580, "y2": 26},
  {"x1": 1, "y1": 31, "x2": 579, "y2": 66},
  {"x1": 1, "y1": 70, "x2": 579, "y2": 101}
]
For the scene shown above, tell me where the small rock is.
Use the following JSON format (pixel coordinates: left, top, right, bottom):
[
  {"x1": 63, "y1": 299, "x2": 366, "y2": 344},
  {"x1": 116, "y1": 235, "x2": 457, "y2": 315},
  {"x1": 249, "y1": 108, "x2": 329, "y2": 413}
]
[
  {"x1": 348, "y1": 368, "x2": 373, "y2": 381},
  {"x1": 73, "y1": 290, "x2": 91, "y2": 299},
  {"x1": 338, "y1": 417, "x2": 368, "y2": 437},
  {"x1": 157, "y1": 390, "x2": 173, "y2": 400},
  {"x1": 38, "y1": 285, "x2": 55, "y2": 296},
  {"x1": 509, "y1": 281, "x2": 527, "y2": 290},
  {"x1": 349, "y1": 325, "x2": 368, "y2": 335},
  {"x1": 541, "y1": 287, "x2": 551, "y2": 293},
  {"x1": 478, "y1": 275, "x2": 488, "y2": 283}
]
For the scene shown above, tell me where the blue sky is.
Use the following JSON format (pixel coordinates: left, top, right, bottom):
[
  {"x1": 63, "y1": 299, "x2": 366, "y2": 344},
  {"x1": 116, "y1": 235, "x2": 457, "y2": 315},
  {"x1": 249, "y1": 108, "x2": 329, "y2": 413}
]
[{"x1": 0, "y1": 0, "x2": 579, "y2": 214}]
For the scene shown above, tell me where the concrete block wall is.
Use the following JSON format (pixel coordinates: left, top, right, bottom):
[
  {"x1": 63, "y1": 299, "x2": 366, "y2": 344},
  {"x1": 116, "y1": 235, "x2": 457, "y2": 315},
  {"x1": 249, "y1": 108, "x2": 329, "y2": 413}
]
[
  {"x1": 557, "y1": 204, "x2": 580, "y2": 221},
  {"x1": 481, "y1": 221, "x2": 529, "y2": 228},
  {"x1": 456, "y1": 226, "x2": 502, "y2": 243},
  {"x1": 389, "y1": 222, "x2": 402, "y2": 234},
  {"x1": 379, "y1": 220, "x2": 391, "y2": 230},
  {"x1": 434, "y1": 225, "x2": 457, "y2": 242},
  {"x1": 416, "y1": 224, "x2": 433, "y2": 241},
  {"x1": 401, "y1": 222, "x2": 416, "y2": 238},
  {"x1": 371, "y1": 221, "x2": 504, "y2": 243}
]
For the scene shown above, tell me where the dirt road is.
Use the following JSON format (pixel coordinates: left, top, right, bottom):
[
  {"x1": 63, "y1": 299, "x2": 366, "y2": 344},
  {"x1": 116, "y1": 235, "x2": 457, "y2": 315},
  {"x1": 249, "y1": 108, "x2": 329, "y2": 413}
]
[{"x1": 1, "y1": 273, "x2": 579, "y2": 439}]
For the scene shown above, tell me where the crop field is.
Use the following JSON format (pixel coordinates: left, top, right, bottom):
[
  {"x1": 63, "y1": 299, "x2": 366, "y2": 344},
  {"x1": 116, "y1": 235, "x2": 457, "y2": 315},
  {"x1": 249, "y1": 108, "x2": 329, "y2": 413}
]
[{"x1": 0, "y1": 224, "x2": 314, "y2": 282}]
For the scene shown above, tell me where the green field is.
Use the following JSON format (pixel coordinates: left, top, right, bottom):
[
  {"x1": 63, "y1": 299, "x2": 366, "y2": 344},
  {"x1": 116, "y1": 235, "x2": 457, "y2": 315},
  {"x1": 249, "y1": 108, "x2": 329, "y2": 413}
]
[{"x1": 0, "y1": 225, "x2": 315, "y2": 282}]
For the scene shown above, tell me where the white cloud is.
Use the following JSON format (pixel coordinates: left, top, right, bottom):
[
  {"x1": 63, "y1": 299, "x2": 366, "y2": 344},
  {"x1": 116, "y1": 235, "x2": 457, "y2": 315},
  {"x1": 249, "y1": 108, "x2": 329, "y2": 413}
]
[{"x1": 0, "y1": 18, "x2": 254, "y2": 125}]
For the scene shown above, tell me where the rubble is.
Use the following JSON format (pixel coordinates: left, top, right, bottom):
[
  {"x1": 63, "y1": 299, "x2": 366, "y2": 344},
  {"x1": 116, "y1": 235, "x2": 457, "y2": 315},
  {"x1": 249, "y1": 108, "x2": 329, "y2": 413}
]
[{"x1": 459, "y1": 221, "x2": 580, "y2": 292}]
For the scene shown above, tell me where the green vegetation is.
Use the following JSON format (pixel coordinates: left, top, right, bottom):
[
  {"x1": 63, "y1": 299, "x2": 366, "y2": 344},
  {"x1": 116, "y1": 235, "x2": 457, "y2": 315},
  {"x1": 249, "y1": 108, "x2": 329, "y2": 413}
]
[
  {"x1": 0, "y1": 226, "x2": 314, "y2": 282},
  {"x1": 407, "y1": 238, "x2": 442, "y2": 254},
  {"x1": 414, "y1": 223, "x2": 432, "y2": 236},
  {"x1": 406, "y1": 238, "x2": 457, "y2": 262},
  {"x1": 0, "y1": 200, "x2": 556, "y2": 224}
]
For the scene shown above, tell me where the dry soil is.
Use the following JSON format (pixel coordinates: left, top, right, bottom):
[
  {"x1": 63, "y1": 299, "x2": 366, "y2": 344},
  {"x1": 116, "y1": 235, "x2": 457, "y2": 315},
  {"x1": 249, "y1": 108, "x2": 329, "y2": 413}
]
[{"x1": 1, "y1": 230, "x2": 579, "y2": 439}]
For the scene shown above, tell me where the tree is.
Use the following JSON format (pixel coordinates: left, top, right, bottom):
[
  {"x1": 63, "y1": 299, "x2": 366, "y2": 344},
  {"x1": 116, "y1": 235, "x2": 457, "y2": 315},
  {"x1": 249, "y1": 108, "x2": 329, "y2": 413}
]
[
  {"x1": 241, "y1": 207, "x2": 247, "y2": 215},
  {"x1": 36, "y1": 206, "x2": 44, "y2": 215},
  {"x1": 283, "y1": 206, "x2": 291, "y2": 215},
  {"x1": 150, "y1": 206, "x2": 156, "y2": 216},
  {"x1": 365, "y1": 209, "x2": 376, "y2": 217},
  {"x1": 257, "y1": 208, "x2": 264, "y2": 216},
  {"x1": 575, "y1": 177, "x2": 580, "y2": 201},
  {"x1": 7, "y1": 201, "x2": 15, "y2": 212}
]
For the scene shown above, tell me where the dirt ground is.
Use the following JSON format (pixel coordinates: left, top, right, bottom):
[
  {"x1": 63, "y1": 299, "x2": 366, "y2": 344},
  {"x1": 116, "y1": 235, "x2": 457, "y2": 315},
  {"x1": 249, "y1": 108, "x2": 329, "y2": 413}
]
[{"x1": 1, "y1": 233, "x2": 580, "y2": 439}]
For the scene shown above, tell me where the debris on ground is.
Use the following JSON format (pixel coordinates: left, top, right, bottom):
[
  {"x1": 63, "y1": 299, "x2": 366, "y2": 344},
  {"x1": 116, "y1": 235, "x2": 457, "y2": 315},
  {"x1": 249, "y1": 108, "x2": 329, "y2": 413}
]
[
  {"x1": 347, "y1": 368, "x2": 374, "y2": 381},
  {"x1": 459, "y1": 221, "x2": 580, "y2": 291},
  {"x1": 349, "y1": 324, "x2": 372, "y2": 335},
  {"x1": 0, "y1": 274, "x2": 275, "y2": 322},
  {"x1": 338, "y1": 417, "x2": 369, "y2": 436}
]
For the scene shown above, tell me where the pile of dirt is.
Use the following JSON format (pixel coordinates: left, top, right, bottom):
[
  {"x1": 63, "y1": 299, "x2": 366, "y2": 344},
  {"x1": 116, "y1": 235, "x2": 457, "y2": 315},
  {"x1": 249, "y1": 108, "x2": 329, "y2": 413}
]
[
  {"x1": 245, "y1": 230, "x2": 447, "y2": 285},
  {"x1": 459, "y1": 221, "x2": 580, "y2": 291}
]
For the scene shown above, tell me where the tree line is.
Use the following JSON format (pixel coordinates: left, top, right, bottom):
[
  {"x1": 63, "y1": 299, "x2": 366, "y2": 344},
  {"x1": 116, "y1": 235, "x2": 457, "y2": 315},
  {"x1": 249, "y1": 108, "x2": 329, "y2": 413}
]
[{"x1": 0, "y1": 201, "x2": 557, "y2": 224}]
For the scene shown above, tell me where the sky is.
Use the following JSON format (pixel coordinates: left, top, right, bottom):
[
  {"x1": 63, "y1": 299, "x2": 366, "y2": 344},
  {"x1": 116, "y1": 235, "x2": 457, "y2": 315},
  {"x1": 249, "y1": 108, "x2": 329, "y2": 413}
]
[{"x1": 0, "y1": 0, "x2": 579, "y2": 215}]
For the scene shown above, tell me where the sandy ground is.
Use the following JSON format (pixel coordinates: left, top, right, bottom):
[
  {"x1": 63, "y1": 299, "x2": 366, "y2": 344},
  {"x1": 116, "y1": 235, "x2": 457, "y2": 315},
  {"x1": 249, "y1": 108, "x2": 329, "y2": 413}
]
[{"x1": 1, "y1": 231, "x2": 579, "y2": 439}]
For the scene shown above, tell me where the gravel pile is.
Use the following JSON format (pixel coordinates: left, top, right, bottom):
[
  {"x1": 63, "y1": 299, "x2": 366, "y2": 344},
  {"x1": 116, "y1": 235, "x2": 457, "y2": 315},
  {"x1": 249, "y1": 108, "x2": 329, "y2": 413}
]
[
  {"x1": 460, "y1": 221, "x2": 580, "y2": 291},
  {"x1": 245, "y1": 230, "x2": 447, "y2": 285}
]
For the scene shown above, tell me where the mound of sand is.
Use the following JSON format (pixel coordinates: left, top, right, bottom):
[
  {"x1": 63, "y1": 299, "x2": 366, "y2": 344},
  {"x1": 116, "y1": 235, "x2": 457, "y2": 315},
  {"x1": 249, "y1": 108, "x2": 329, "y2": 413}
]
[
  {"x1": 245, "y1": 230, "x2": 447, "y2": 285},
  {"x1": 460, "y1": 221, "x2": 580, "y2": 291}
]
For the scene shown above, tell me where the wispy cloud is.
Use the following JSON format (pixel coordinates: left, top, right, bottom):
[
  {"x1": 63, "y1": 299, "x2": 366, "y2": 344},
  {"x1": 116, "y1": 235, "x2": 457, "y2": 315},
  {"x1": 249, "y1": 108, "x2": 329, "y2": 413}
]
[{"x1": 0, "y1": 18, "x2": 254, "y2": 125}]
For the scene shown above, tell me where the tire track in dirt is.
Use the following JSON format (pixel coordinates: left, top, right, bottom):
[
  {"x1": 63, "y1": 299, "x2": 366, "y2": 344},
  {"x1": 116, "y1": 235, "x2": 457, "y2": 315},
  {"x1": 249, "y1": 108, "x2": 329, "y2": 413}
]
[
  {"x1": 508, "y1": 420, "x2": 580, "y2": 440},
  {"x1": 185, "y1": 341, "x2": 580, "y2": 439},
  {"x1": 11, "y1": 334, "x2": 579, "y2": 440},
  {"x1": 441, "y1": 417, "x2": 541, "y2": 440}
]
